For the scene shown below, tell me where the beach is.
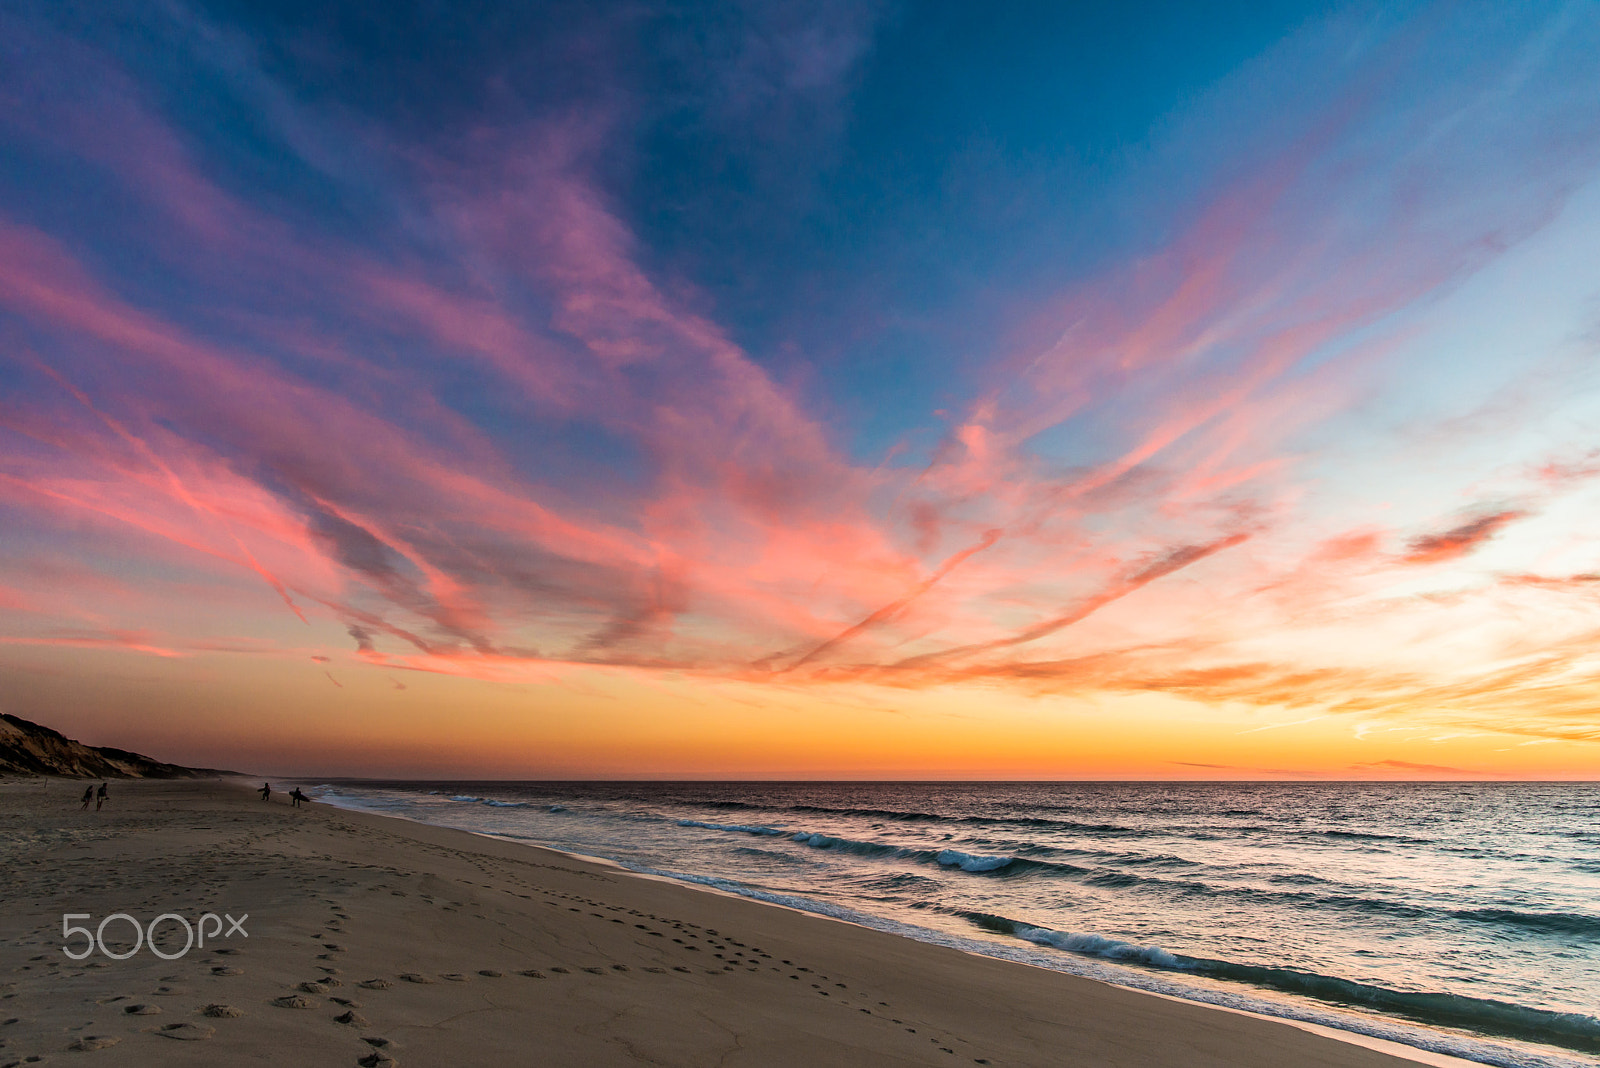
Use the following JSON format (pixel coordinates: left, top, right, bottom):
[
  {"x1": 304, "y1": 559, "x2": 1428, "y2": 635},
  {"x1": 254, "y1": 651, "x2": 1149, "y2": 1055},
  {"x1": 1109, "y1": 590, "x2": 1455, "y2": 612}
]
[{"x1": 0, "y1": 779, "x2": 1468, "y2": 1068}]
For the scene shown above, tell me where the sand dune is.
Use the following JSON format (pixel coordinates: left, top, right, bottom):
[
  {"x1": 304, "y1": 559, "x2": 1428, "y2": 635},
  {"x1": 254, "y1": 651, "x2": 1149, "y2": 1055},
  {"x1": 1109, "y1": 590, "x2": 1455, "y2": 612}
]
[{"x1": 0, "y1": 779, "x2": 1466, "y2": 1067}]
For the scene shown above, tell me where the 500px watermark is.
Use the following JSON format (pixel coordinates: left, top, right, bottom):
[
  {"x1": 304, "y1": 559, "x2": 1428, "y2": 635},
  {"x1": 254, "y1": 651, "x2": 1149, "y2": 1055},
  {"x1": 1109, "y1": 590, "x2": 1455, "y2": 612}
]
[{"x1": 61, "y1": 912, "x2": 248, "y2": 960}]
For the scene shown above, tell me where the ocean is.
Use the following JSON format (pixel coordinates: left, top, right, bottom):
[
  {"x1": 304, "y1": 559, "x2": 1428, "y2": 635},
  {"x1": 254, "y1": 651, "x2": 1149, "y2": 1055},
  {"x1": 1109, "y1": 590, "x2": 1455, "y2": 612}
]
[{"x1": 308, "y1": 780, "x2": 1599, "y2": 1067}]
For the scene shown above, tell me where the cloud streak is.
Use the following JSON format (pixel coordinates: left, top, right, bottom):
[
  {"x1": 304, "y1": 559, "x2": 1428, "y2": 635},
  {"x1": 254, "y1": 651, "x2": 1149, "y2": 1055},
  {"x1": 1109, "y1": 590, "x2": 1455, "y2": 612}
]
[{"x1": 1401, "y1": 511, "x2": 1526, "y2": 566}]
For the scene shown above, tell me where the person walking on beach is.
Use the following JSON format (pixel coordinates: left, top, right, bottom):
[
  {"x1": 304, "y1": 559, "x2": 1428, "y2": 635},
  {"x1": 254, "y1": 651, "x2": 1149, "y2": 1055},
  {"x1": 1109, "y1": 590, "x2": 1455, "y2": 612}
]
[
  {"x1": 80, "y1": 785, "x2": 93, "y2": 810},
  {"x1": 259, "y1": 782, "x2": 271, "y2": 802},
  {"x1": 95, "y1": 782, "x2": 107, "y2": 811},
  {"x1": 289, "y1": 787, "x2": 309, "y2": 808}
]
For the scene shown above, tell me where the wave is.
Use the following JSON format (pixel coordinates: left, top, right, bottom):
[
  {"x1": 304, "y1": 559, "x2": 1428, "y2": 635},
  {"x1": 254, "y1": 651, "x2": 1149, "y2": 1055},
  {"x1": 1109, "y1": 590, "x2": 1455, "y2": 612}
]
[
  {"x1": 789, "y1": 803, "x2": 949, "y2": 822},
  {"x1": 830, "y1": 807, "x2": 1157, "y2": 838},
  {"x1": 959, "y1": 911, "x2": 1183, "y2": 968},
  {"x1": 690, "y1": 799, "x2": 1161, "y2": 838},
  {"x1": 434, "y1": 794, "x2": 531, "y2": 808},
  {"x1": 678, "y1": 819, "x2": 787, "y2": 836},
  {"x1": 1454, "y1": 908, "x2": 1600, "y2": 939},
  {"x1": 1308, "y1": 828, "x2": 1429, "y2": 844},
  {"x1": 959, "y1": 912, "x2": 1600, "y2": 1054},
  {"x1": 935, "y1": 849, "x2": 1013, "y2": 872},
  {"x1": 788, "y1": 831, "x2": 901, "y2": 859},
  {"x1": 785, "y1": 830, "x2": 1073, "y2": 877},
  {"x1": 696, "y1": 800, "x2": 1439, "y2": 848}
]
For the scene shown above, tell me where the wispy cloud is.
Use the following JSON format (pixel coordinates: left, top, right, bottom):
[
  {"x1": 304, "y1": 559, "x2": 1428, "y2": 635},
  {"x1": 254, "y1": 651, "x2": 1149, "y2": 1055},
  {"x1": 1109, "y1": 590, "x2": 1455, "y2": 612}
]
[
  {"x1": 1168, "y1": 761, "x2": 1318, "y2": 777},
  {"x1": 1349, "y1": 759, "x2": 1477, "y2": 775},
  {"x1": 1401, "y1": 511, "x2": 1526, "y2": 565}
]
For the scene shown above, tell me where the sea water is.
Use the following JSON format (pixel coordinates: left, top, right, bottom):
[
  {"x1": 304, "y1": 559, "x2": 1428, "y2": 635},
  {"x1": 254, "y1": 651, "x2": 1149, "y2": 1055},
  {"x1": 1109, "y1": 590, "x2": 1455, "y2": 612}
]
[{"x1": 309, "y1": 780, "x2": 1599, "y2": 1067}]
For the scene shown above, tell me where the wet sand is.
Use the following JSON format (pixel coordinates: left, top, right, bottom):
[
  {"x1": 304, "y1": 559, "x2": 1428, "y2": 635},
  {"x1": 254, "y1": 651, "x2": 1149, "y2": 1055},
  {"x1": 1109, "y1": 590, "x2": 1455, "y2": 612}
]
[{"x1": 0, "y1": 778, "x2": 1464, "y2": 1067}]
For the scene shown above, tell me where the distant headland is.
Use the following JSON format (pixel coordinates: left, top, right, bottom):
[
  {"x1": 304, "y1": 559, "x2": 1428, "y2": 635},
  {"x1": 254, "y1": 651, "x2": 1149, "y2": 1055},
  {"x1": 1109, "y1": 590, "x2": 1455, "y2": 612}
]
[{"x1": 0, "y1": 713, "x2": 238, "y2": 778}]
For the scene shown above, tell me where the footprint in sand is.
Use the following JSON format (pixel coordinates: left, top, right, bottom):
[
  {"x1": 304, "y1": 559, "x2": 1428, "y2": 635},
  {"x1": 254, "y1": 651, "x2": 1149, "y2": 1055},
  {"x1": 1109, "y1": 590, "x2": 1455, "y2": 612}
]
[
  {"x1": 515, "y1": 970, "x2": 546, "y2": 979},
  {"x1": 476, "y1": 970, "x2": 502, "y2": 978},
  {"x1": 398, "y1": 974, "x2": 434, "y2": 985},
  {"x1": 357, "y1": 1054, "x2": 397, "y2": 1068},
  {"x1": 271, "y1": 996, "x2": 317, "y2": 1009},
  {"x1": 66, "y1": 1036, "x2": 119, "y2": 1051},
  {"x1": 123, "y1": 1004, "x2": 160, "y2": 1015},
  {"x1": 201, "y1": 1005, "x2": 243, "y2": 1018},
  {"x1": 334, "y1": 1011, "x2": 369, "y2": 1027},
  {"x1": 438, "y1": 974, "x2": 469, "y2": 982},
  {"x1": 358, "y1": 979, "x2": 392, "y2": 990},
  {"x1": 153, "y1": 1022, "x2": 214, "y2": 1041},
  {"x1": 210, "y1": 966, "x2": 243, "y2": 976}
]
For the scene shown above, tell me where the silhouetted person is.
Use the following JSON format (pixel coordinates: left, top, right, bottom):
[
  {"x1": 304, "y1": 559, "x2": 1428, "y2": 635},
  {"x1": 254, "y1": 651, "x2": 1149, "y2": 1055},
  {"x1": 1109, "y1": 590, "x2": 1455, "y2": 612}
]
[
  {"x1": 259, "y1": 782, "x2": 271, "y2": 802},
  {"x1": 80, "y1": 785, "x2": 93, "y2": 810},
  {"x1": 289, "y1": 787, "x2": 309, "y2": 808},
  {"x1": 95, "y1": 782, "x2": 107, "y2": 811}
]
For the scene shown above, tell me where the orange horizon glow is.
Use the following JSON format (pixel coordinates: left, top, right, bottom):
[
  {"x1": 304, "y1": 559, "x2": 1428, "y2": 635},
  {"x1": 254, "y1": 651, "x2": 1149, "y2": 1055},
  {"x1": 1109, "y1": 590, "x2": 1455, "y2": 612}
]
[{"x1": 5, "y1": 643, "x2": 1594, "y2": 781}]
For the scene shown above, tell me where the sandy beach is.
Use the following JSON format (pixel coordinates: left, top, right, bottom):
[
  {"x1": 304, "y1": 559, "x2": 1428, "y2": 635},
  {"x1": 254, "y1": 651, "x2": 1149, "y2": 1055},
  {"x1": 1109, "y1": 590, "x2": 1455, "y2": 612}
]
[{"x1": 0, "y1": 778, "x2": 1467, "y2": 1068}]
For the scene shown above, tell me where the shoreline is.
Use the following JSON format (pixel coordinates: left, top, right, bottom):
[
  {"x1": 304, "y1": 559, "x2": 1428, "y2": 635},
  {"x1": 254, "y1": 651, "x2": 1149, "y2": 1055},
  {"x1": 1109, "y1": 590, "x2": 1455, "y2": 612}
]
[
  {"x1": 312, "y1": 784, "x2": 1581, "y2": 1068},
  {"x1": 527, "y1": 838, "x2": 1483, "y2": 1068},
  {"x1": 0, "y1": 777, "x2": 1561, "y2": 1067}
]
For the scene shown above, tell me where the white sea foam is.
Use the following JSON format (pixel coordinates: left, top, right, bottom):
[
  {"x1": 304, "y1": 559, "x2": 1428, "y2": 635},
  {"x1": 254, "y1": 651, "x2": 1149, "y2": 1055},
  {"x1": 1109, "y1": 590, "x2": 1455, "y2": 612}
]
[
  {"x1": 1012, "y1": 923, "x2": 1183, "y2": 968},
  {"x1": 935, "y1": 849, "x2": 1013, "y2": 872}
]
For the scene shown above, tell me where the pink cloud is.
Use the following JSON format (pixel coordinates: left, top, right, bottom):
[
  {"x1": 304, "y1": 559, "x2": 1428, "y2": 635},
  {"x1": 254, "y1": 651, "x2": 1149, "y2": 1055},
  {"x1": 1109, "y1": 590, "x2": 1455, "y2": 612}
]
[{"x1": 1401, "y1": 511, "x2": 1525, "y2": 565}]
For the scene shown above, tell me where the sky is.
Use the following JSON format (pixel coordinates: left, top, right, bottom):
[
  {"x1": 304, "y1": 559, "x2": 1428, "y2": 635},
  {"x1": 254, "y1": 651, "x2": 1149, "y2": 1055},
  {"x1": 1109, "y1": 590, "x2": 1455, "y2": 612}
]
[{"x1": 2, "y1": 1, "x2": 1600, "y2": 779}]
